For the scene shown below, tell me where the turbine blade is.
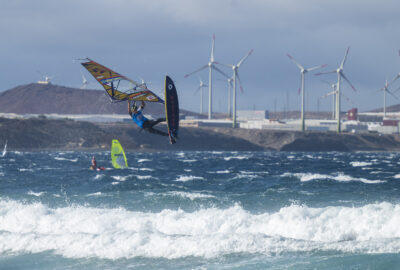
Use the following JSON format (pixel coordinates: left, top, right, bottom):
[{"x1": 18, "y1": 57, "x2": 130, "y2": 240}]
[
  {"x1": 387, "y1": 88, "x2": 399, "y2": 100},
  {"x1": 393, "y1": 85, "x2": 400, "y2": 93},
  {"x1": 388, "y1": 73, "x2": 400, "y2": 86},
  {"x1": 306, "y1": 64, "x2": 327, "y2": 72},
  {"x1": 315, "y1": 70, "x2": 337, "y2": 76},
  {"x1": 321, "y1": 90, "x2": 336, "y2": 99},
  {"x1": 341, "y1": 72, "x2": 357, "y2": 92},
  {"x1": 237, "y1": 49, "x2": 254, "y2": 67},
  {"x1": 194, "y1": 85, "x2": 202, "y2": 95},
  {"x1": 184, "y1": 64, "x2": 208, "y2": 78},
  {"x1": 211, "y1": 34, "x2": 215, "y2": 62},
  {"x1": 286, "y1": 54, "x2": 304, "y2": 70},
  {"x1": 215, "y1": 62, "x2": 233, "y2": 68},
  {"x1": 340, "y1": 47, "x2": 350, "y2": 69},
  {"x1": 320, "y1": 79, "x2": 332, "y2": 87},
  {"x1": 212, "y1": 65, "x2": 231, "y2": 79}
]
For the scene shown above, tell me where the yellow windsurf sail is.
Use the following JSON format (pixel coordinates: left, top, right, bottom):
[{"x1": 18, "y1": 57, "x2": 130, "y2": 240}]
[
  {"x1": 81, "y1": 58, "x2": 164, "y2": 103},
  {"x1": 111, "y1": 139, "x2": 128, "y2": 169}
]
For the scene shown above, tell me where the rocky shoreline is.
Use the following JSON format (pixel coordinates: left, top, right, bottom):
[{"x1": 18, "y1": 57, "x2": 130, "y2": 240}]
[{"x1": 1, "y1": 117, "x2": 400, "y2": 152}]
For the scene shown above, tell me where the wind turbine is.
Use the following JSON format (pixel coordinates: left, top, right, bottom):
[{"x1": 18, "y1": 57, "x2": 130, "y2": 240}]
[
  {"x1": 287, "y1": 54, "x2": 326, "y2": 131},
  {"x1": 218, "y1": 49, "x2": 253, "y2": 128},
  {"x1": 194, "y1": 76, "x2": 208, "y2": 115},
  {"x1": 320, "y1": 79, "x2": 337, "y2": 119},
  {"x1": 218, "y1": 77, "x2": 234, "y2": 117},
  {"x1": 377, "y1": 79, "x2": 399, "y2": 119},
  {"x1": 316, "y1": 47, "x2": 357, "y2": 133},
  {"x1": 184, "y1": 34, "x2": 230, "y2": 120}
]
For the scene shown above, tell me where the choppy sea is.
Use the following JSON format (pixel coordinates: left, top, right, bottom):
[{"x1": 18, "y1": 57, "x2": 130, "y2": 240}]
[{"x1": 1, "y1": 151, "x2": 400, "y2": 269}]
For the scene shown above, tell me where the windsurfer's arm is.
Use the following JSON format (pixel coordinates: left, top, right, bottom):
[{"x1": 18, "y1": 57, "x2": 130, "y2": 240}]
[{"x1": 140, "y1": 101, "x2": 145, "y2": 110}]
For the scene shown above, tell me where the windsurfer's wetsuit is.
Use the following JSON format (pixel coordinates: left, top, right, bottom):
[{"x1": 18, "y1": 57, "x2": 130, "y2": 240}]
[{"x1": 130, "y1": 102, "x2": 168, "y2": 137}]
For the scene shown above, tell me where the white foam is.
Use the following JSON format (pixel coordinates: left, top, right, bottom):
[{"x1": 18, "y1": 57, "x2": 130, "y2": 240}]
[
  {"x1": 182, "y1": 160, "x2": 197, "y2": 163},
  {"x1": 223, "y1": 155, "x2": 250, "y2": 161},
  {"x1": 394, "y1": 174, "x2": 400, "y2": 179},
  {"x1": 111, "y1": 176, "x2": 129, "y2": 182},
  {"x1": 350, "y1": 161, "x2": 373, "y2": 167},
  {"x1": 136, "y1": 175, "x2": 153, "y2": 180},
  {"x1": 1, "y1": 200, "x2": 400, "y2": 259},
  {"x1": 94, "y1": 174, "x2": 105, "y2": 180},
  {"x1": 27, "y1": 191, "x2": 45, "y2": 197},
  {"x1": 18, "y1": 168, "x2": 34, "y2": 172},
  {"x1": 138, "y1": 159, "x2": 150, "y2": 163},
  {"x1": 54, "y1": 157, "x2": 78, "y2": 162},
  {"x1": 175, "y1": 175, "x2": 205, "y2": 182},
  {"x1": 87, "y1": 192, "x2": 102, "y2": 197},
  {"x1": 166, "y1": 191, "x2": 215, "y2": 200},
  {"x1": 208, "y1": 170, "x2": 230, "y2": 174},
  {"x1": 283, "y1": 172, "x2": 384, "y2": 184},
  {"x1": 139, "y1": 168, "x2": 154, "y2": 171}
]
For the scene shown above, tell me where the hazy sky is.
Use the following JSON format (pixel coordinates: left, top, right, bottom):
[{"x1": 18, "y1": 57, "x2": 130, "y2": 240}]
[{"x1": 1, "y1": 0, "x2": 400, "y2": 113}]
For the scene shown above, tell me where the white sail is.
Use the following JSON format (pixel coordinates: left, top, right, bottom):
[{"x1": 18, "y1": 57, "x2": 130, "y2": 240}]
[{"x1": 1, "y1": 140, "x2": 7, "y2": 157}]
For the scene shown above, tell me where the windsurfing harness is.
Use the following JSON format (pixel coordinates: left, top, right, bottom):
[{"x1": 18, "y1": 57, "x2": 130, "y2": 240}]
[
  {"x1": 81, "y1": 58, "x2": 164, "y2": 103},
  {"x1": 131, "y1": 108, "x2": 148, "y2": 128}
]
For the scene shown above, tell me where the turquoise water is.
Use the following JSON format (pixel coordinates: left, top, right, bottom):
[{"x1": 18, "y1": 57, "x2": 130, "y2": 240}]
[{"x1": 1, "y1": 151, "x2": 400, "y2": 269}]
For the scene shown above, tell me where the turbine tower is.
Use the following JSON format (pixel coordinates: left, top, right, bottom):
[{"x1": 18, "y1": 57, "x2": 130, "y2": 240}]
[
  {"x1": 287, "y1": 54, "x2": 326, "y2": 131},
  {"x1": 184, "y1": 34, "x2": 230, "y2": 120},
  {"x1": 225, "y1": 77, "x2": 233, "y2": 117},
  {"x1": 194, "y1": 76, "x2": 208, "y2": 115},
  {"x1": 218, "y1": 49, "x2": 253, "y2": 128},
  {"x1": 316, "y1": 47, "x2": 357, "y2": 133},
  {"x1": 378, "y1": 79, "x2": 399, "y2": 118},
  {"x1": 320, "y1": 79, "x2": 337, "y2": 119}
]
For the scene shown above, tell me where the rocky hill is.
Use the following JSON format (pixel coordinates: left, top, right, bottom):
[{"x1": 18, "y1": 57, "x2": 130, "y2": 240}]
[{"x1": 0, "y1": 83, "x2": 197, "y2": 117}]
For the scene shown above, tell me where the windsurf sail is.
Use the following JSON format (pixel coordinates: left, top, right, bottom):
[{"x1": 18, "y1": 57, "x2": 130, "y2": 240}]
[
  {"x1": 111, "y1": 139, "x2": 128, "y2": 169},
  {"x1": 1, "y1": 140, "x2": 7, "y2": 157},
  {"x1": 81, "y1": 58, "x2": 164, "y2": 103}
]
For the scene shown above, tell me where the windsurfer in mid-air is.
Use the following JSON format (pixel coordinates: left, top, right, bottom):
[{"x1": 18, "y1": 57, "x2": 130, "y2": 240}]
[{"x1": 128, "y1": 100, "x2": 168, "y2": 137}]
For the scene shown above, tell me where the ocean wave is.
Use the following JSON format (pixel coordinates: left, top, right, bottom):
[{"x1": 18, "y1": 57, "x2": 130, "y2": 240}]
[
  {"x1": 54, "y1": 157, "x2": 78, "y2": 162},
  {"x1": 181, "y1": 160, "x2": 197, "y2": 163},
  {"x1": 27, "y1": 191, "x2": 45, "y2": 197},
  {"x1": 350, "y1": 161, "x2": 373, "y2": 167},
  {"x1": 208, "y1": 170, "x2": 230, "y2": 174},
  {"x1": 94, "y1": 174, "x2": 105, "y2": 180},
  {"x1": 1, "y1": 201, "x2": 400, "y2": 259},
  {"x1": 175, "y1": 175, "x2": 205, "y2": 182},
  {"x1": 139, "y1": 168, "x2": 154, "y2": 171},
  {"x1": 282, "y1": 172, "x2": 384, "y2": 184},
  {"x1": 86, "y1": 192, "x2": 102, "y2": 197},
  {"x1": 223, "y1": 155, "x2": 251, "y2": 161},
  {"x1": 138, "y1": 159, "x2": 151, "y2": 163},
  {"x1": 111, "y1": 176, "x2": 130, "y2": 182},
  {"x1": 165, "y1": 191, "x2": 215, "y2": 200},
  {"x1": 136, "y1": 175, "x2": 153, "y2": 180},
  {"x1": 18, "y1": 168, "x2": 34, "y2": 172}
]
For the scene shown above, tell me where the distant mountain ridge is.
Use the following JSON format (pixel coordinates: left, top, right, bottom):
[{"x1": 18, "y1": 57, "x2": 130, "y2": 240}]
[{"x1": 0, "y1": 83, "x2": 196, "y2": 116}]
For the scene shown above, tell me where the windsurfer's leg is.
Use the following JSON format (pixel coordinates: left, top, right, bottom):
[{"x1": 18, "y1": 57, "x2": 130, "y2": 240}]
[
  {"x1": 149, "y1": 118, "x2": 166, "y2": 128},
  {"x1": 143, "y1": 127, "x2": 169, "y2": 137}
]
